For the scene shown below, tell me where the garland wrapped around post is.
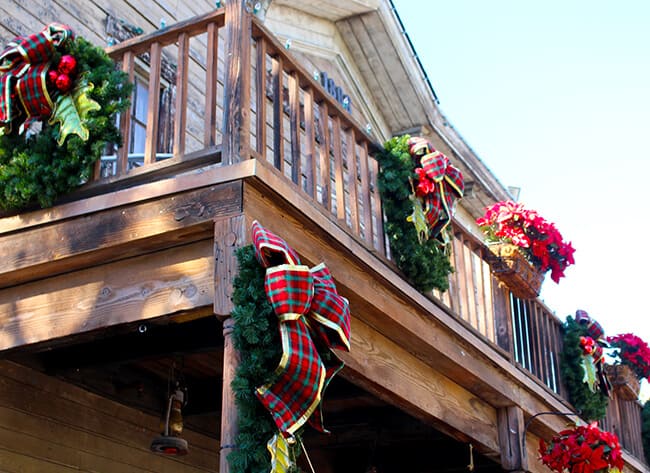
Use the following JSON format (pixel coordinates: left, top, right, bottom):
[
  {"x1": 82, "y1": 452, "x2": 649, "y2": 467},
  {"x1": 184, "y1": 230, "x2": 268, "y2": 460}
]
[
  {"x1": 229, "y1": 221, "x2": 351, "y2": 473},
  {"x1": 0, "y1": 23, "x2": 132, "y2": 211},
  {"x1": 560, "y1": 312, "x2": 610, "y2": 421},
  {"x1": 375, "y1": 135, "x2": 464, "y2": 293}
]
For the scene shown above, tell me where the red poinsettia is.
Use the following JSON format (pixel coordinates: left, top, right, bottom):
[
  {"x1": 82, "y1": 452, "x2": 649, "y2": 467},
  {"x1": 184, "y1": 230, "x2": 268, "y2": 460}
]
[
  {"x1": 539, "y1": 422, "x2": 623, "y2": 473},
  {"x1": 607, "y1": 333, "x2": 650, "y2": 380},
  {"x1": 477, "y1": 200, "x2": 575, "y2": 283}
]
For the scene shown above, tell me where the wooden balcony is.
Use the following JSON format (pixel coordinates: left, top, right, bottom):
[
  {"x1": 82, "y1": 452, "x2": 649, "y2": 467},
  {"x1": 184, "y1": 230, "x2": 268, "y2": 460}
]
[{"x1": 0, "y1": 5, "x2": 646, "y2": 473}]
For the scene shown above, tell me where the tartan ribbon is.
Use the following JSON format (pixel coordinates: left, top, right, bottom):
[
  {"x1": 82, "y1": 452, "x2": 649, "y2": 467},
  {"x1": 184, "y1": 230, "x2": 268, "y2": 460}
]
[
  {"x1": 408, "y1": 137, "x2": 464, "y2": 241},
  {"x1": 252, "y1": 220, "x2": 351, "y2": 436},
  {"x1": 0, "y1": 23, "x2": 74, "y2": 133},
  {"x1": 575, "y1": 310, "x2": 611, "y2": 396}
]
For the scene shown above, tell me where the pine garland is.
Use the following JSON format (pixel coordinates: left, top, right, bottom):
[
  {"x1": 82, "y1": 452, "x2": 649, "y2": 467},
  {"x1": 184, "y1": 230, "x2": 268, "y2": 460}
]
[
  {"x1": 375, "y1": 134, "x2": 453, "y2": 292},
  {"x1": 229, "y1": 245, "x2": 302, "y2": 473},
  {"x1": 0, "y1": 36, "x2": 132, "y2": 211},
  {"x1": 641, "y1": 401, "x2": 650, "y2": 464},
  {"x1": 560, "y1": 316, "x2": 609, "y2": 421}
]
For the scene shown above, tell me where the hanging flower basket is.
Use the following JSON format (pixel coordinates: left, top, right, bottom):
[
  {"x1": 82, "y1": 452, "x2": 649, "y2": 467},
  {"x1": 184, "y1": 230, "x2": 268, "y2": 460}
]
[
  {"x1": 487, "y1": 242, "x2": 544, "y2": 299},
  {"x1": 605, "y1": 364, "x2": 640, "y2": 401},
  {"x1": 477, "y1": 201, "x2": 575, "y2": 300}
]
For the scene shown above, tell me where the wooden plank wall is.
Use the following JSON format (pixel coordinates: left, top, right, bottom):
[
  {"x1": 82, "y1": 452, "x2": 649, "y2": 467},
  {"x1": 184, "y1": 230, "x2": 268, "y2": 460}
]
[{"x1": 0, "y1": 360, "x2": 219, "y2": 473}]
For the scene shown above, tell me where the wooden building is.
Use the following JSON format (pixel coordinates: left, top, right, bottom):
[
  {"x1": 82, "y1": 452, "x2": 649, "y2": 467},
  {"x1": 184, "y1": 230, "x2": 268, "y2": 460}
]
[{"x1": 0, "y1": 1, "x2": 646, "y2": 472}]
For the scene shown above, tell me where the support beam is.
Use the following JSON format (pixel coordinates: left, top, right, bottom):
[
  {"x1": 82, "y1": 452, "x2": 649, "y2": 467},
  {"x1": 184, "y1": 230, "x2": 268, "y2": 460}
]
[
  {"x1": 214, "y1": 214, "x2": 247, "y2": 318},
  {"x1": 219, "y1": 317, "x2": 240, "y2": 473},
  {"x1": 497, "y1": 406, "x2": 527, "y2": 472}
]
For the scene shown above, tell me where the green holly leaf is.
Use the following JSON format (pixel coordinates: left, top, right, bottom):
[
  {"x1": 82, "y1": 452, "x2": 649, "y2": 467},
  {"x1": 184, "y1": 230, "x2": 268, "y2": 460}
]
[
  {"x1": 49, "y1": 78, "x2": 101, "y2": 145},
  {"x1": 581, "y1": 356, "x2": 598, "y2": 392}
]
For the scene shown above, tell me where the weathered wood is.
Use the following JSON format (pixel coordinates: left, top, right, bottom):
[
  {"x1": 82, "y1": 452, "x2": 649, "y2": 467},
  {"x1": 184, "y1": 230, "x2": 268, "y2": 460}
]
[
  {"x1": 347, "y1": 129, "x2": 360, "y2": 235},
  {"x1": 219, "y1": 317, "x2": 240, "y2": 473},
  {"x1": 271, "y1": 55, "x2": 284, "y2": 171},
  {"x1": 118, "y1": 50, "x2": 135, "y2": 174},
  {"x1": 493, "y1": 280, "x2": 513, "y2": 358},
  {"x1": 204, "y1": 21, "x2": 219, "y2": 147},
  {"x1": 369, "y1": 157, "x2": 384, "y2": 255},
  {"x1": 318, "y1": 101, "x2": 331, "y2": 211},
  {"x1": 255, "y1": 38, "x2": 267, "y2": 157},
  {"x1": 144, "y1": 41, "x2": 162, "y2": 165},
  {"x1": 304, "y1": 87, "x2": 317, "y2": 197},
  {"x1": 332, "y1": 116, "x2": 345, "y2": 222},
  {"x1": 0, "y1": 241, "x2": 214, "y2": 351},
  {"x1": 340, "y1": 317, "x2": 499, "y2": 452},
  {"x1": 497, "y1": 406, "x2": 527, "y2": 472},
  {"x1": 0, "y1": 361, "x2": 219, "y2": 471},
  {"x1": 213, "y1": 214, "x2": 247, "y2": 318},
  {"x1": 288, "y1": 71, "x2": 301, "y2": 186},
  {"x1": 173, "y1": 32, "x2": 190, "y2": 158},
  {"x1": 222, "y1": 0, "x2": 251, "y2": 164},
  {"x1": 358, "y1": 141, "x2": 373, "y2": 245},
  {"x1": 0, "y1": 181, "x2": 242, "y2": 288}
]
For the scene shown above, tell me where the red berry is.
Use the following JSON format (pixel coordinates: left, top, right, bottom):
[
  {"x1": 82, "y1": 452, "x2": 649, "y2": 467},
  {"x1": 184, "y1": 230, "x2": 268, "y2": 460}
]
[
  {"x1": 55, "y1": 73, "x2": 72, "y2": 92},
  {"x1": 57, "y1": 55, "x2": 77, "y2": 75},
  {"x1": 48, "y1": 69, "x2": 59, "y2": 84}
]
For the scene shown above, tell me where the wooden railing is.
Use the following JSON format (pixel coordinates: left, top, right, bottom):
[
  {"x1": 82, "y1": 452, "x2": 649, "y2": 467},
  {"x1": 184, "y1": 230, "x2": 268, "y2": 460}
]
[{"x1": 100, "y1": 7, "x2": 644, "y2": 457}]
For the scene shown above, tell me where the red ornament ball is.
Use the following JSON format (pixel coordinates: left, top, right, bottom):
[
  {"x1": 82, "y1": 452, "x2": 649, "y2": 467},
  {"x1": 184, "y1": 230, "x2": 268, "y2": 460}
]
[
  {"x1": 57, "y1": 55, "x2": 77, "y2": 75},
  {"x1": 47, "y1": 69, "x2": 59, "y2": 84},
  {"x1": 55, "y1": 73, "x2": 72, "y2": 92}
]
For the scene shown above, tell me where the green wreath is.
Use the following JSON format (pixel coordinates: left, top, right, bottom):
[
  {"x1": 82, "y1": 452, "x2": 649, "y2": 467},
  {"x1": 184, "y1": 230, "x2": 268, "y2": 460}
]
[
  {"x1": 0, "y1": 31, "x2": 132, "y2": 211},
  {"x1": 560, "y1": 316, "x2": 609, "y2": 421},
  {"x1": 375, "y1": 135, "x2": 454, "y2": 293}
]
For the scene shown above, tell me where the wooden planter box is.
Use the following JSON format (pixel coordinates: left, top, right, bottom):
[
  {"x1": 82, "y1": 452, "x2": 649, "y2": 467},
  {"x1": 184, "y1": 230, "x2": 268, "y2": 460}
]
[
  {"x1": 487, "y1": 243, "x2": 544, "y2": 300},
  {"x1": 606, "y1": 364, "x2": 640, "y2": 401}
]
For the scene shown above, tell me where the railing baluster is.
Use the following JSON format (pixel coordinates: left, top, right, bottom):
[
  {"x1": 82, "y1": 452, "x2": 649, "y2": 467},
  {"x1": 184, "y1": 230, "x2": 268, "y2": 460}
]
[
  {"x1": 347, "y1": 130, "x2": 360, "y2": 236},
  {"x1": 318, "y1": 102, "x2": 330, "y2": 211},
  {"x1": 369, "y1": 158, "x2": 384, "y2": 255},
  {"x1": 117, "y1": 51, "x2": 134, "y2": 176},
  {"x1": 288, "y1": 71, "x2": 301, "y2": 186},
  {"x1": 358, "y1": 141, "x2": 373, "y2": 245},
  {"x1": 255, "y1": 38, "x2": 267, "y2": 158},
  {"x1": 271, "y1": 56, "x2": 284, "y2": 171},
  {"x1": 205, "y1": 22, "x2": 219, "y2": 147},
  {"x1": 332, "y1": 116, "x2": 345, "y2": 222},
  {"x1": 144, "y1": 42, "x2": 162, "y2": 166},
  {"x1": 173, "y1": 32, "x2": 189, "y2": 158},
  {"x1": 303, "y1": 88, "x2": 316, "y2": 198}
]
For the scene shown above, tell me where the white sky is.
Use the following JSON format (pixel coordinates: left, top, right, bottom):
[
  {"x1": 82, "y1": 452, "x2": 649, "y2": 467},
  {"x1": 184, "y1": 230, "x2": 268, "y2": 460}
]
[{"x1": 393, "y1": 0, "x2": 650, "y2": 344}]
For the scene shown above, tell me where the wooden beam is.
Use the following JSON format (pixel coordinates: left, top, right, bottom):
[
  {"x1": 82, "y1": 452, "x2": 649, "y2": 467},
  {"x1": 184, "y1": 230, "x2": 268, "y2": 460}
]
[
  {"x1": 339, "y1": 317, "x2": 499, "y2": 453},
  {"x1": 219, "y1": 318, "x2": 240, "y2": 473},
  {"x1": 0, "y1": 241, "x2": 214, "y2": 352},
  {"x1": 497, "y1": 406, "x2": 527, "y2": 472},
  {"x1": 0, "y1": 181, "x2": 242, "y2": 289}
]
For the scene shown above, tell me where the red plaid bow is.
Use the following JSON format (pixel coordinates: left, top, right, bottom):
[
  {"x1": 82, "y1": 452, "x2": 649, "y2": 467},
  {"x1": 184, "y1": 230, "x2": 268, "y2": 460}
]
[
  {"x1": 252, "y1": 221, "x2": 351, "y2": 436},
  {"x1": 408, "y1": 137, "x2": 464, "y2": 241},
  {"x1": 575, "y1": 310, "x2": 611, "y2": 397},
  {"x1": 0, "y1": 23, "x2": 74, "y2": 133}
]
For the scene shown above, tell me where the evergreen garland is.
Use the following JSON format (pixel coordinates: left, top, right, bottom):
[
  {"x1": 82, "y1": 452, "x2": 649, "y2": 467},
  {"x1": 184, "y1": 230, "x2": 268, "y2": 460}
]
[
  {"x1": 228, "y1": 245, "x2": 302, "y2": 473},
  {"x1": 375, "y1": 134, "x2": 453, "y2": 293},
  {"x1": 0, "y1": 36, "x2": 132, "y2": 211},
  {"x1": 560, "y1": 316, "x2": 609, "y2": 421}
]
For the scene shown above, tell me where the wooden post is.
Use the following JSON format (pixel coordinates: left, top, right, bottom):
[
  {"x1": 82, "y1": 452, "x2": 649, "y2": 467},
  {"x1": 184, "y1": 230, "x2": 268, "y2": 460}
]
[
  {"x1": 222, "y1": 0, "x2": 252, "y2": 164},
  {"x1": 497, "y1": 406, "x2": 528, "y2": 473},
  {"x1": 220, "y1": 317, "x2": 240, "y2": 473},
  {"x1": 214, "y1": 214, "x2": 247, "y2": 473}
]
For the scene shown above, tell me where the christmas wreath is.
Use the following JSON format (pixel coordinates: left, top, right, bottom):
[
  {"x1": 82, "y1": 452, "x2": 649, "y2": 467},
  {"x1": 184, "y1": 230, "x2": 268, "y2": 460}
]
[
  {"x1": 375, "y1": 135, "x2": 464, "y2": 293},
  {"x1": 0, "y1": 23, "x2": 132, "y2": 211},
  {"x1": 560, "y1": 313, "x2": 610, "y2": 421}
]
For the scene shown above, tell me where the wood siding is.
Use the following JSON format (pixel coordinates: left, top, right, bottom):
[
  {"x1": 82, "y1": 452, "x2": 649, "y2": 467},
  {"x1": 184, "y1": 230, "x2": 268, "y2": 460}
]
[{"x1": 0, "y1": 361, "x2": 219, "y2": 472}]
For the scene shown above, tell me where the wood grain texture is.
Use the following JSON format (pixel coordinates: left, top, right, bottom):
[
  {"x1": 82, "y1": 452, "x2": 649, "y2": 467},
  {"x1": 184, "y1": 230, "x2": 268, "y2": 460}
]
[
  {"x1": 497, "y1": 406, "x2": 527, "y2": 472},
  {"x1": 0, "y1": 241, "x2": 214, "y2": 351},
  {"x1": 219, "y1": 317, "x2": 240, "y2": 473},
  {"x1": 0, "y1": 360, "x2": 218, "y2": 472},
  {"x1": 0, "y1": 181, "x2": 242, "y2": 288},
  {"x1": 213, "y1": 214, "x2": 247, "y2": 317}
]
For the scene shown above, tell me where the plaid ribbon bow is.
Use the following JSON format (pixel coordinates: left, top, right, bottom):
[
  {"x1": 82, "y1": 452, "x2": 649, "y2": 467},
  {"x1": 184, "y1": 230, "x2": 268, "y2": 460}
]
[
  {"x1": 0, "y1": 23, "x2": 74, "y2": 133},
  {"x1": 408, "y1": 137, "x2": 464, "y2": 241},
  {"x1": 575, "y1": 310, "x2": 612, "y2": 397},
  {"x1": 252, "y1": 221, "x2": 351, "y2": 437}
]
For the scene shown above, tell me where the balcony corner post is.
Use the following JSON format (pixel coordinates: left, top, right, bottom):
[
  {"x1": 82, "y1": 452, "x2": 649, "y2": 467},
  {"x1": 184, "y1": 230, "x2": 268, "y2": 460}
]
[{"x1": 223, "y1": 0, "x2": 252, "y2": 165}]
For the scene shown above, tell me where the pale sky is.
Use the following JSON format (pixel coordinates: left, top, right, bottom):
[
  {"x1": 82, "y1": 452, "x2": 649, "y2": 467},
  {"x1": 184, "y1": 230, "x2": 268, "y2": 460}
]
[{"x1": 393, "y1": 0, "x2": 650, "y2": 345}]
